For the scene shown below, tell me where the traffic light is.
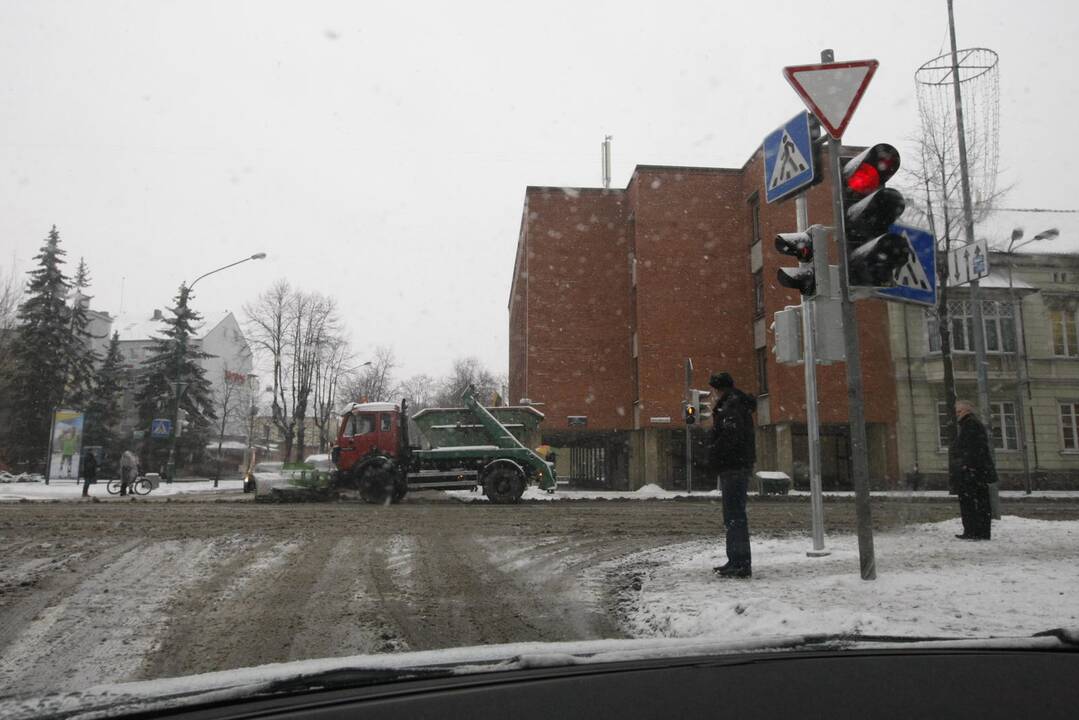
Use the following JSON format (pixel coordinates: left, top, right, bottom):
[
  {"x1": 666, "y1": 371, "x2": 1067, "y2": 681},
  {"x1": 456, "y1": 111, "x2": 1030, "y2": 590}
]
[
  {"x1": 691, "y1": 389, "x2": 712, "y2": 420},
  {"x1": 776, "y1": 224, "x2": 829, "y2": 297},
  {"x1": 683, "y1": 400, "x2": 697, "y2": 425},
  {"x1": 842, "y1": 144, "x2": 910, "y2": 287}
]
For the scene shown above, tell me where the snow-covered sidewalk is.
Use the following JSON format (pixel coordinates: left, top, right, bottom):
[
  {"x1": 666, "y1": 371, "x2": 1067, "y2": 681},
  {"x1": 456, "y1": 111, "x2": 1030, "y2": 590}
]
[
  {"x1": 0, "y1": 478, "x2": 245, "y2": 502},
  {"x1": 608, "y1": 516, "x2": 1079, "y2": 641}
]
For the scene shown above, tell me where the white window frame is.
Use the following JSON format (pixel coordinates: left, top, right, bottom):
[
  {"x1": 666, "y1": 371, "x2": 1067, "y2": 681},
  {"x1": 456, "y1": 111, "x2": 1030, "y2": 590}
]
[
  {"x1": 1050, "y1": 308, "x2": 1079, "y2": 358},
  {"x1": 1059, "y1": 402, "x2": 1079, "y2": 453},
  {"x1": 925, "y1": 300, "x2": 1015, "y2": 354}
]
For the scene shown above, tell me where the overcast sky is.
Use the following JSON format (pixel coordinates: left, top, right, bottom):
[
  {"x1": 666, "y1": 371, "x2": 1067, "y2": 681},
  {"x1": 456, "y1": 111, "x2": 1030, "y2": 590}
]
[{"x1": 1, "y1": 0, "x2": 1075, "y2": 380}]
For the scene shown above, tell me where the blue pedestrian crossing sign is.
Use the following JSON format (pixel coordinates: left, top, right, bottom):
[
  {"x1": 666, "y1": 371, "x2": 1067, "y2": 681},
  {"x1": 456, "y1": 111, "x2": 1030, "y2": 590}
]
[
  {"x1": 763, "y1": 111, "x2": 816, "y2": 204},
  {"x1": 876, "y1": 224, "x2": 937, "y2": 307},
  {"x1": 151, "y1": 418, "x2": 173, "y2": 438}
]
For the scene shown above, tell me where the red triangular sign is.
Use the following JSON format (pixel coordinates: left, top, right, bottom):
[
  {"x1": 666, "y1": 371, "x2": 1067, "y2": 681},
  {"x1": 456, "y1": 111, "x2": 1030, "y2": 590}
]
[{"x1": 782, "y1": 60, "x2": 879, "y2": 139}]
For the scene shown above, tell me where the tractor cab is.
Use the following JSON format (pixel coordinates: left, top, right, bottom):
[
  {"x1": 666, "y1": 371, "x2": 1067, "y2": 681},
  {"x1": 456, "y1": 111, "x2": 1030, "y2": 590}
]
[{"x1": 332, "y1": 402, "x2": 402, "y2": 473}]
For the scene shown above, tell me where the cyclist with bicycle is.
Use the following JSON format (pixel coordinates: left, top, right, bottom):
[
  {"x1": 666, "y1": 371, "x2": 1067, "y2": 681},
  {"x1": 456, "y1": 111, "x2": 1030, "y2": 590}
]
[{"x1": 119, "y1": 450, "x2": 139, "y2": 497}]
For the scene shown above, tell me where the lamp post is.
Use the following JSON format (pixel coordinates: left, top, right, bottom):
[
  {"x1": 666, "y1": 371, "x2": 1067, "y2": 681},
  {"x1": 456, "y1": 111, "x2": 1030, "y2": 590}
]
[
  {"x1": 1006, "y1": 228, "x2": 1059, "y2": 495},
  {"x1": 166, "y1": 253, "x2": 266, "y2": 482}
]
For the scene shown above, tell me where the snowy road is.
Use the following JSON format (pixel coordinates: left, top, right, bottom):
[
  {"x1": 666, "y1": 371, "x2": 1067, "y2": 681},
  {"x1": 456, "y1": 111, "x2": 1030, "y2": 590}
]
[{"x1": 1, "y1": 494, "x2": 1077, "y2": 698}]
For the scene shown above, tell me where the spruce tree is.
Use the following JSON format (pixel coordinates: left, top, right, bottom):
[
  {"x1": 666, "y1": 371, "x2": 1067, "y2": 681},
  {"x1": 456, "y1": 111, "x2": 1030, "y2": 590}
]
[
  {"x1": 62, "y1": 287, "x2": 99, "y2": 409},
  {"x1": 74, "y1": 257, "x2": 92, "y2": 289},
  {"x1": 85, "y1": 331, "x2": 125, "y2": 457},
  {"x1": 4, "y1": 226, "x2": 72, "y2": 466},
  {"x1": 135, "y1": 284, "x2": 216, "y2": 474}
]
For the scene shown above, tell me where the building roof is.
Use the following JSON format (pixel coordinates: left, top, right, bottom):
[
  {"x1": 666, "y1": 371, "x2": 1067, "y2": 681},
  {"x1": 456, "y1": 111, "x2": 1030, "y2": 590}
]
[{"x1": 113, "y1": 310, "x2": 234, "y2": 342}]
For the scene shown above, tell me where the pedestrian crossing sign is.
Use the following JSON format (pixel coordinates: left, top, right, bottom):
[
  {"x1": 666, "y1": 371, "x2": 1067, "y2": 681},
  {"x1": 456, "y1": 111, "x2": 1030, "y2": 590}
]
[
  {"x1": 876, "y1": 224, "x2": 937, "y2": 307},
  {"x1": 763, "y1": 111, "x2": 816, "y2": 204},
  {"x1": 151, "y1": 418, "x2": 173, "y2": 438}
]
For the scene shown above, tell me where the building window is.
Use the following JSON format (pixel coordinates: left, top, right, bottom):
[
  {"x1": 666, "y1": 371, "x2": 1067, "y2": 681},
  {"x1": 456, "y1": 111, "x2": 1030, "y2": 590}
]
[
  {"x1": 752, "y1": 271, "x2": 764, "y2": 317},
  {"x1": 936, "y1": 401, "x2": 1018, "y2": 451},
  {"x1": 1050, "y1": 308, "x2": 1078, "y2": 357},
  {"x1": 990, "y1": 402, "x2": 1018, "y2": 451},
  {"x1": 748, "y1": 193, "x2": 760, "y2": 246},
  {"x1": 926, "y1": 301, "x2": 1015, "y2": 354},
  {"x1": 1060, "y1": 403, "x2": 1079, "y2": 452},
  {"x1": 756, "y1": 347, "x2": 768, "y2": 396}
]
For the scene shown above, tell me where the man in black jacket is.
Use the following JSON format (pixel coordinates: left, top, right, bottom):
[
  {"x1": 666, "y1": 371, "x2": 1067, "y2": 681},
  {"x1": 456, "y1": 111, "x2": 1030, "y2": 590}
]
[
  {"x1": 952, "y1": 399, "x2": 995, "y2": 540},
  {"x1": 708, "y1": 372, "x2": 757, "y2": 578}
]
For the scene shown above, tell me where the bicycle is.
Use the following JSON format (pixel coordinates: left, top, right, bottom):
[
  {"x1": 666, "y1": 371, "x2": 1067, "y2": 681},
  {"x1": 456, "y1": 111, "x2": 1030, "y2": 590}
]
[{"x1": 106, "y1": 476, "x2": 153, "y2": 496}]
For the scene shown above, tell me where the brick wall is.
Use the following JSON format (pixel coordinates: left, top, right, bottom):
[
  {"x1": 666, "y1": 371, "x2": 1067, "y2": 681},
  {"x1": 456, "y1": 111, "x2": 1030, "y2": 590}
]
[{"x1": 509, "y1": 187, "x2": 634, "y2": 430}]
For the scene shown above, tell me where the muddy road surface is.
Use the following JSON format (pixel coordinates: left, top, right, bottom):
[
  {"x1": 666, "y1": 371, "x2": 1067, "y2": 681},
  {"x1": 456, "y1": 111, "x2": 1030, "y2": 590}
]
[{"x1": 1, "y1": 493, "x2": 1076, "y2": 696}]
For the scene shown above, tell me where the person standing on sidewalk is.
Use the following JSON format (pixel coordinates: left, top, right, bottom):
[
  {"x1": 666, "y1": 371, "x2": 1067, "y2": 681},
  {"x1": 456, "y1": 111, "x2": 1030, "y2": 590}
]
[
  {"x1": 80, "y1": 450, "x2": 98, "y2": 497},
  {"x1": 708, "y1": 372, "x2": 757, "y2": 579},
  {"x1": 952, "y1": 399, "x2": 995, "y2": 540}
]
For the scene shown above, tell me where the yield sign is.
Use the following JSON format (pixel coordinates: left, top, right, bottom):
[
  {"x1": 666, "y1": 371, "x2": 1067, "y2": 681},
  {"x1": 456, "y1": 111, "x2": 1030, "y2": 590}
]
[{"x1": 782, "y1": 60, "x2": 879, "y2": 139}]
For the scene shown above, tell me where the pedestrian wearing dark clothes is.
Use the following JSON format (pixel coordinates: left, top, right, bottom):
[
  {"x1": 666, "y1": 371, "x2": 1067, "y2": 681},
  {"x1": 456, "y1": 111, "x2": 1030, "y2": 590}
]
[
  {"x1": 708, "y1": 372, "x2": 758, "y2": 579},
  {"x1": 952, "y1": 400, "x2": 995, "y2": 540},
  {"x1": 81, "y1": 450, "x2": 98, "y2": 497}
]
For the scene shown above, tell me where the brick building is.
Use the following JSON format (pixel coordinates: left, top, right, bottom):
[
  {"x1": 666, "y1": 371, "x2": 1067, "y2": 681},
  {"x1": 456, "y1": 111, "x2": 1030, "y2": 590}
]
[{"x1": 509, "y1": 148, "x2": 900, "y2": 490}]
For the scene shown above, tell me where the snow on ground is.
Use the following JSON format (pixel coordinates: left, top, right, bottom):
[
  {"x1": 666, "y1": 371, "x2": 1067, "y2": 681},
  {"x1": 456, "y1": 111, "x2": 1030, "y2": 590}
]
[
  {"x1": 448, "y1": 483, "x2": 1079, "y2": 502},
  {"x1": 608, "y1": 516, "x2": 1079, "y2": 641},
  {"x1": 0, "y1": 478, "x2": 245, "y2": 502},
  {"x1": 0, "y1": 539, "x2": 226, "y2": 696}
]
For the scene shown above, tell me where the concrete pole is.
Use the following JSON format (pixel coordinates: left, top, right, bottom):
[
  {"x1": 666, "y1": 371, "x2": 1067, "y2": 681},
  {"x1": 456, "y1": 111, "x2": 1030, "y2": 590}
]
[{"x1": 823, "y1": 47, "x2": 875, "y2": 580}]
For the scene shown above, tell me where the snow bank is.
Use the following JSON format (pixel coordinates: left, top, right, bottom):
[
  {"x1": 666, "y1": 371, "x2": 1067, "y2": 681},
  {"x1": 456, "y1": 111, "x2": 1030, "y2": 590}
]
[
  {"x1": 610, "y1": 516, "x2": 1079, "y2": 641},
  {"x1": 448, "y1": 486, "x2": 1079, "y2": 502},
  {"x1": 0, "y1": 478, "x2": 245, "y2": 502}
]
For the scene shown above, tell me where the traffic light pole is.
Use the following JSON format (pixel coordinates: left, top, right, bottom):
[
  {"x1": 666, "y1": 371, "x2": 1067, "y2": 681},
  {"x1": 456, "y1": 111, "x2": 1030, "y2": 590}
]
[
  {"x1": 797, "y1": 196, "x2": 828, "y2": 557},
  {"x1": 823, "y1": 47, "x2": 875, "y2": 580},
  {"x1": 685, "y1": 357, "x2": 693, "y2": 493}
]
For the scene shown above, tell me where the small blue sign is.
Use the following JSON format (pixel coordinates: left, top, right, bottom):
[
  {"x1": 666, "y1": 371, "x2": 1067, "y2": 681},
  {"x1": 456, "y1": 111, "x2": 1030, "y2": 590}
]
[
  {"x1": 151, "y1": 418, "x2": 173, "y2": 438},
  {"x1": 763, "y1": 111, "x2": 815, "y2": 204},
  {"x1": 877, "y1": 224, "x2": 937, "y2": 307}
]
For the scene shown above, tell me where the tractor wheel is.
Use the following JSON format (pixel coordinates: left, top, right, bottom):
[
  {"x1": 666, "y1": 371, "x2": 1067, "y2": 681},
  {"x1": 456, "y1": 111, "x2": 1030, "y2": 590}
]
[
  {"x1": 358, "y1": 460, "x2": 397, "y2": 505},
  {"x1": 483, "y1": 465, "x2": 525, "y2": 504}
]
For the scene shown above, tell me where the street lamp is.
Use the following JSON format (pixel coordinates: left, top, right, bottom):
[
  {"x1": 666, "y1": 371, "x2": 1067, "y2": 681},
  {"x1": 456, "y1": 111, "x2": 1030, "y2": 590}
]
[
  {"x1": 1005, "y1": 228, "x2": 1059, "y2": 495},
  {"x1": 166, "y1": 252, "x2": 266, "y2": 482}
]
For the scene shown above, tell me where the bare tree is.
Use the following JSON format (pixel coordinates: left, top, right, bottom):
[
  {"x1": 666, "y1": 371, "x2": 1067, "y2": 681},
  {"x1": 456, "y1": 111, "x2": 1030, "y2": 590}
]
[
  {"x1": 212, "y1": 367, "x2": 251, "y2": 485},
  {"x1": 901, "y1": 93, "x2": 1008, "y2": 466},
  {"x1": 244, "y1": 280, "x2": 297, "y2": 461},
  {"x1": 433, "y1": 357, "x2": 503, "y2": 407},
  {"x1": 341, "y1": 346, "x2": 398, "y2": 403},
  {"x1": 395, "y1": 373, "x2": 437, "y2": 412},
  {"x1": 0, "y1": 263, "x2": 22, "y2": 380},
  {"x1": 312, "y1": 335, "x2": 353, "y2": 453}
]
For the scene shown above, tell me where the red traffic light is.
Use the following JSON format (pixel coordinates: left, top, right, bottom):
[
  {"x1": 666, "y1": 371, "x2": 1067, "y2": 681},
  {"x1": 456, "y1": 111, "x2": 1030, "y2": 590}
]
[
  {"x1": 843, "y1": 144, "x2": 900, "y2": 199},
  {"x1": 775, "y1": 232, "x2": 814, "y2": 262}
]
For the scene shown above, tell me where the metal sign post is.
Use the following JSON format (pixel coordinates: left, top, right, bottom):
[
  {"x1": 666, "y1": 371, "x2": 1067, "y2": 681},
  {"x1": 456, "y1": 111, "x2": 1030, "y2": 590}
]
[
  {"x1": 797, "y1": 195, "x2": 829, "y2": 557},
  {"x1": 685, "y1": 358, "x2": 693, "y2": 494}
]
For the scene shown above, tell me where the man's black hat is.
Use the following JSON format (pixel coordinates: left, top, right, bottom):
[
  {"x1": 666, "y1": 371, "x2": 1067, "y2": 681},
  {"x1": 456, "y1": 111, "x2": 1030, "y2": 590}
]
[{"x1": 709, "y1": 372, "x2": 734, "y2": 389}]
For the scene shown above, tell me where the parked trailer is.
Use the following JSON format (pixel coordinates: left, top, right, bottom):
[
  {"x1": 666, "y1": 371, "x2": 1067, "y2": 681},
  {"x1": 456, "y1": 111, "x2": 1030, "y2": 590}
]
[{"x1": 330, "y1": 387, "x2": 556, "y2": 504}]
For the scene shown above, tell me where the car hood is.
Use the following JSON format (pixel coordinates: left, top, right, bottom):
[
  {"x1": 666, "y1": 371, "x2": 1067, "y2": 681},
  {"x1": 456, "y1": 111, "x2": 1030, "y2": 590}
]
[{"x1": 4, "y1": 629, "x2": 1077, "y2": 719}]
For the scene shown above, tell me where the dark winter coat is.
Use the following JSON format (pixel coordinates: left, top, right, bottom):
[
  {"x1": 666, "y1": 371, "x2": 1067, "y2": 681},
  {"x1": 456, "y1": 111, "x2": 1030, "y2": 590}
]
[
  {"x1": 709, "y1": 388, "x2": 757, "y2": 472},
  {"x1": 82, "y1": 453, "x2": 98, "y2": 481},
  {"x1": 952, "y1": 414, "x2": 996, "y2": 486}
]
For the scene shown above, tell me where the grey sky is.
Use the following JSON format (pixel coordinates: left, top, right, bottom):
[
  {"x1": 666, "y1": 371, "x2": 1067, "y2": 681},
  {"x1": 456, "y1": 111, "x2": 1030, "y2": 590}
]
[{"x1": 1, "y1": 0, "x2": 1075, "y2": 379}]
